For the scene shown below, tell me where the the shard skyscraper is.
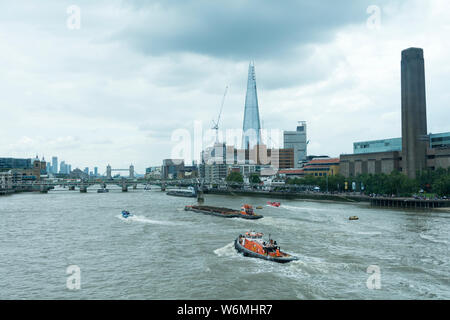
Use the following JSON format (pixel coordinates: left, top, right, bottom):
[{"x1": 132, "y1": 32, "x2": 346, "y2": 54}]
[{"x1": 242, "y1": 62, "x2": 262, "y2": 150}]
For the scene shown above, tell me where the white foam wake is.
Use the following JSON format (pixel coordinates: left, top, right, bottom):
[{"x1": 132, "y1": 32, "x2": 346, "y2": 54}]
[
  {"x1": 214, "y1": 242, "x2": 240, "y2": 258},
  {"x1": 281, "y1": 205, "x2": 328, "y2": 212},
  {"x1": 116, "y1": 214, "x2": 175, "y2": 226},
  {"x1": 419, "y1": 233, "x2": 448, "y2": 245}
]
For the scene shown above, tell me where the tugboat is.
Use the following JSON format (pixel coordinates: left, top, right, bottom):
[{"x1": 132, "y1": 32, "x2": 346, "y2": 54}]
[
  {"x1": 267, "y1": 201, "x2": 281, "y2": 207},
  {"x1": 184, "y1": 204, "x2": 263, "y2": 220},
  {"x1": 121, "y1": 210, "x2": 133, "y2": 219},
  {"x1": 235, "y1": 231, "x2": 298, "y2": 263}
]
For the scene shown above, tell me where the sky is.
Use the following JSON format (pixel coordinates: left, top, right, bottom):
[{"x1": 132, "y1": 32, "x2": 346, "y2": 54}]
[{"x1": 1, "y1": 0, "x2": 449, "y2": 173}]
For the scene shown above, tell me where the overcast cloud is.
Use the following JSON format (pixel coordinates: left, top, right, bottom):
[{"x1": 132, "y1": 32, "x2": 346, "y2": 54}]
[{"x1": 1, "y1": 0, "x2": 449, "y2": 173}]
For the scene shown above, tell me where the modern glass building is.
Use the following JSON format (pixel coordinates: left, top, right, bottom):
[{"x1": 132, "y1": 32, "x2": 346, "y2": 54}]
[
  {"x1": 354, "y1": 132, "x2": 450, "y2": 155},
  {"x1": 0, "y1": 158, "x2": 32, "y2": 170},
  {"x1": 354, "y1": 138, "x2": 402, "y2": 154},
  {"x1": 242, "y1": 62, "x2": 262, "y2": 150},
  {"x1": 52, "y1": 156, "x2": 58, "y2": 174},
  {"x1": 284, "y1": 121, "x2": 308, "y2": 168},
  {"x1": 430, "y1": 132, "x2": 450, "y2": 149}
]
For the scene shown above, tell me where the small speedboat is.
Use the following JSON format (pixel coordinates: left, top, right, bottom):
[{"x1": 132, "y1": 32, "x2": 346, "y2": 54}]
[
  {"x1": 235, "y1": 231, "x2": 298, "y2": 263},
  {"x1": 349, "y1": 216, "x2": 359, "y2": 221},
  {"x1": 121, "y1": 210, "x2": 133, "y2": 218},
  {"x1": 267, "y1": 201, "x2": 281, "y2": 207}
]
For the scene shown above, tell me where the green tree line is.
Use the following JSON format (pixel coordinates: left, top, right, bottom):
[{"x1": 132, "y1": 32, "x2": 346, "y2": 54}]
[{"x1": 285, "y1": 168, "x2": 450, "y2": 197}]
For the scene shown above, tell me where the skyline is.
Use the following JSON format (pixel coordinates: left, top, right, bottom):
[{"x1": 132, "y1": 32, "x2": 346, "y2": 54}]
[{"x1": 1, "y1": 1, "x2": 450, "y2": 172}]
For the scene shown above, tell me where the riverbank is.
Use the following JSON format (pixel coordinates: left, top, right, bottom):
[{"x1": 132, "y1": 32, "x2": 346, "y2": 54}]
[
  {"x1": 207, "y1": 189, "x2": 368, "y2": 203},
  {"x1": 206, "y1": 189, "x2": 450, "y2": 210},
  {"x1": 0, "y1": 189, "x2": 15, "y2": 196}
]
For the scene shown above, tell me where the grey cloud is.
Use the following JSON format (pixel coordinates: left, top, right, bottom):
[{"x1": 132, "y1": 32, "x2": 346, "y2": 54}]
[{"x1": 115, "y1": 0, "x2": 395, "y2": 60}]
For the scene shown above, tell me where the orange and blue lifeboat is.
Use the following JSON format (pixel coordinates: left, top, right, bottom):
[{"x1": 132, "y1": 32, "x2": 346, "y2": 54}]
[{"x1": 234, "y1": 231, "x2": 298, "y2": 263}]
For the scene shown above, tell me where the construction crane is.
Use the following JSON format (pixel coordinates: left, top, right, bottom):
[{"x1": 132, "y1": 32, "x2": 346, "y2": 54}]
[{"x1": 212, "y1": 86, "x2": 228, "y2": 143}]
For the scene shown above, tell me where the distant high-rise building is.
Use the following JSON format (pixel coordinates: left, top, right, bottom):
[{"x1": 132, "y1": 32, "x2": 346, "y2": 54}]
[
  {"x1": 60, "y1": 161, "x2": 67, "y2": 174},
  {"x1": 242, "y1": 62, "x2": 262, "y2": 150},
  {"x1": 284, "y1": 121, "x2": 308, "y2": 168},
  {"x1": 68, "y1": 165, "x2": 71, "y2": 174},
  {"x1": 401, "y1": 47, "x2": 428, "y2": 179},
  {"x1": 52, "y1": 156, "x2": 58, "y2": 174},
  {"x1": 106, "y1": 165, "x2": 112, "y2": 179},
  {"x1": 84, "y1": 167, "x2": 89, "y2": 175},
  {"x1": 94, "y1": 167, "x2": 98, "y2": 177}
]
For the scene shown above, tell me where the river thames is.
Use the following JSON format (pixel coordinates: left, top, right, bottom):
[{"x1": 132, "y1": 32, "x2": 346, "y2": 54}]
[{"x1": 0, "y1": 187, "x2": 449, "y2": 299}]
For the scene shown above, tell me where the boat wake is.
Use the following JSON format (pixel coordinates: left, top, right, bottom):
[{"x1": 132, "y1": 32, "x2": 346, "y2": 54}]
[
  {"x1": 117, "y1": 214, "x2": 175, "y2": 226},
  {"x1": 355, "y1": 231, "x2": 382, "y2": 236},
  {"x1": 419, "y1": 233, "x2": 448, "y2": 245},
  {"x1": 238, "y1": 216, "x2": 297, "y2": 230},
  {"x1": 213, "y1": 242, "x2": 240, "y2": 258},
  {"x1": 281, "y1": 205, "x2": 329, "y2": 212}
]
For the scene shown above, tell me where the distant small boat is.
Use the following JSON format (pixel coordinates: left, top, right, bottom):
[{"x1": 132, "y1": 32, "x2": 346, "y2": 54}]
[
  {"x1": 121, "y1": 210, "x2": 133, "y2": 218},
  {"x1": 256, "y1": 206, "x2": 263, "y2": 210},
  {"x1": 167, "y1": 186, "x2": 197, "y2": 198},
  {"x1": 267, "y1": 202, "x2": 281, "y2": 207},
  {"x1": 349, "y1": 216, "x2": 359, "y2": 221},
  {"x1": 97, "y1": 188, "x2": 109, "y2": 193}
]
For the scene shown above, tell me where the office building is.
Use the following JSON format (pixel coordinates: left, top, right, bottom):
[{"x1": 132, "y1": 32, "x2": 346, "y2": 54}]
[
  {"x1": 284, "y1": 121, "x2": 308, "y2": 167},
  {"x1": 52, "y1": 157, "x2": 58, "y2": 174},
  {"x1": 161, "y1": 159, "x2": 184, "y2": 179},
  {"x1": 0, "y1": 158, "x2": 32, "y2": 170}
]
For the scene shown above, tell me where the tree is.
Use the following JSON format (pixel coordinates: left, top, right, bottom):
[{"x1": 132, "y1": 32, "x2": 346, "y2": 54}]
[
  {"x1": 226, "y1": 172, "x2": 244, "y2": 183},
  {"x1": 249, "y1": 173, "x2": 261, "y2": 184},
  {"x1": 433, "y1": 175, "x2": 450, "y2": 197}
]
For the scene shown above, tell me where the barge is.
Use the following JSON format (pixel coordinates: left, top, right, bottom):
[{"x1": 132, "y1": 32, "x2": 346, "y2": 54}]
[{"x1": 184, "y1": 204, "x2": 263, "y2": 220}]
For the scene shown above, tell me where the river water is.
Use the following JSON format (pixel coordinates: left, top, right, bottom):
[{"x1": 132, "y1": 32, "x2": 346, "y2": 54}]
[{"x1": 0, "y1": 186, "x2": 449, "y2": 299}]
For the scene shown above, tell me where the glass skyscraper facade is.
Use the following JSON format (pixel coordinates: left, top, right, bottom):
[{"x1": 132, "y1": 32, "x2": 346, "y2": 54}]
[{"x1": 242, "y1": 62, "x2": 262, "y2": 150}]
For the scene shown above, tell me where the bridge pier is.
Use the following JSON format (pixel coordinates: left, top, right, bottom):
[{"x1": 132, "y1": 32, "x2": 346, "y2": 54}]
[
  {"x1": 69, "y1": 186, "x2": 75, "y2": 191},
  {"x1": 40, "y1": 185, "x2": 49, "y2": 194},
  {"x1": 122, "y1": 185, "x2": 128, "y2": 192},
  {"x1": 80, "y1": 186, "x2": 88, "y2": 193},
  {"x1": 133, "y1": 184, "x2": 137, "y2": 190},
  {"x1": 161, "y1": 184, "x2": 166, "y2": 192},
  {"x1": 197, "y1": 189, "x2": 205, "y2": 204}
]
